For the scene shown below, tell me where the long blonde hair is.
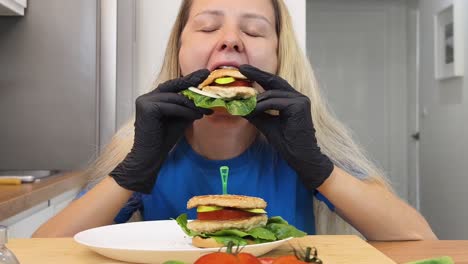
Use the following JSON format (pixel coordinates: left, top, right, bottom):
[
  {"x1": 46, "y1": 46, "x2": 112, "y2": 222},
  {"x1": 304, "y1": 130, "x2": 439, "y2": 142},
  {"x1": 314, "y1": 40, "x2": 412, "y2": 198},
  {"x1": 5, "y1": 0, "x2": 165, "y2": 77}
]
[{"x1": 84, "y1": 0, "x2": 391, "y2": 235}]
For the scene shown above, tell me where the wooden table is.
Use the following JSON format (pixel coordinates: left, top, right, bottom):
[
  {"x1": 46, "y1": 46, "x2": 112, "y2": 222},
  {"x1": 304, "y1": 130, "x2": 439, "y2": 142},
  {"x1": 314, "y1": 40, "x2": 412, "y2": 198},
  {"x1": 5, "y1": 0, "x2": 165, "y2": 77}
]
[
  {"x1": 370, "y1": 240, "x2": 468, "y2": 263},
  {"x1": 6, "y1": 236, "x2": 468, "y2": 264}
]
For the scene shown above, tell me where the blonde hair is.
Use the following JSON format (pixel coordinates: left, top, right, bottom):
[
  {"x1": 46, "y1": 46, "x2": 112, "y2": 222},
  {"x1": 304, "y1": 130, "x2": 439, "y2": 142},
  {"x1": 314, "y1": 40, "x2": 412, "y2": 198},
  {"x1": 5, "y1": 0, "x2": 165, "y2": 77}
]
[{"x1": 84, "y1": 0, "x2": 392, "y2": 235}]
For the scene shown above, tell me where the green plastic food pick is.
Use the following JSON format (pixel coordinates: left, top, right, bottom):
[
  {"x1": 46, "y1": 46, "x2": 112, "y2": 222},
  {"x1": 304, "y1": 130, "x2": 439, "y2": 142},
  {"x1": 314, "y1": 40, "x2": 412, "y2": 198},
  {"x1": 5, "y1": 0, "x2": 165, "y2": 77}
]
[{"x1": 220, "y1": 166, "x2": 229, "y2": 195}]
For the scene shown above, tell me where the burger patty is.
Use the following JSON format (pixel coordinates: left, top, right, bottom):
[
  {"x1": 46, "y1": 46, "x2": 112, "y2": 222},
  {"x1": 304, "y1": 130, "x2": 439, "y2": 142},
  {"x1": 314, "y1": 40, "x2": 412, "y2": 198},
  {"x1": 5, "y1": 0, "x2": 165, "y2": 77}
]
[
  {"x1": 187, "y1": 214, "x2": 268, "y2": 233},
  {"x1": 202, "y1": 86, "x2": 257, "y2": 99}
]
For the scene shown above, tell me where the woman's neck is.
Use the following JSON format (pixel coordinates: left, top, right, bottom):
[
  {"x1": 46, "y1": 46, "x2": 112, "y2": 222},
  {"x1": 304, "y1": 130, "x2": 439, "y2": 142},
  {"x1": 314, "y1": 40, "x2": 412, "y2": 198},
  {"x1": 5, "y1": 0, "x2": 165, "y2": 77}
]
[{"x1": 185, "y1": 117, "x2": 258, "y2": 160}]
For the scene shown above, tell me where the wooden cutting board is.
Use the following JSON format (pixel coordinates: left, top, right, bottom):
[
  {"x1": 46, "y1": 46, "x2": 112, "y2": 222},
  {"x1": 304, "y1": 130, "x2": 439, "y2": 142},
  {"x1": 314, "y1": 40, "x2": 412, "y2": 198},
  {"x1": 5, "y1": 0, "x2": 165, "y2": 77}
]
[{"x1": 8, "y1": 235, "x2": 396, "y2": 264}]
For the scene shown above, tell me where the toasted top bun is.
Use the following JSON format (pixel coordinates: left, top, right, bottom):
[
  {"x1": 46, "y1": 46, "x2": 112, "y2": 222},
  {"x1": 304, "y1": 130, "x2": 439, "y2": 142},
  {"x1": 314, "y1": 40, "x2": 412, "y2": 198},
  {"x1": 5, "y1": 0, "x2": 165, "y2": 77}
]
[
  {"x1": 198, "y1": 68, "x2": 248, "y2": 88},
  {"x1": 187, "y1": 194, "x2": 267, "y2": 209},
  {"x1": 192, "y1": 236, "x2": 255, "y2": 248},
  {"x1": 187, "y1": 214, "x2": 268, "y2": 233},
  {"x1": 202, "y1": 86, "x2": 257, "y2": 99}
]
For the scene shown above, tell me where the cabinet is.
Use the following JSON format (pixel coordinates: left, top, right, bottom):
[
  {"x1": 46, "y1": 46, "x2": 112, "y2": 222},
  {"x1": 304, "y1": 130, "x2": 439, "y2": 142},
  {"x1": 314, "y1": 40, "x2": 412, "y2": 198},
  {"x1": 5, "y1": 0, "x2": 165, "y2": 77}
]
[
  {"x1": 0, "y1": 0, "x2": 98, "y2": 170},
  {"x1": 0, "y1": 0, "x2": 26, "y2": 16},
  {"x1": 0, "y1": 188, "x2": 80, "y2": 238}
]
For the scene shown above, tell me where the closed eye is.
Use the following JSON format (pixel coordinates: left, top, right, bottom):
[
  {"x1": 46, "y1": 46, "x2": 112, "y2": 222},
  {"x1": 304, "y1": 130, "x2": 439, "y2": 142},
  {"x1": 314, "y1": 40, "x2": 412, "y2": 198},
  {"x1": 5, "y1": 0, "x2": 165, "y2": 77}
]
[
  {"x1": 243, "y1": 31, "x2": 262, "y2": 37},
  {"x1": 198, "y1": 28, "x2": 218, "y2": 33}
]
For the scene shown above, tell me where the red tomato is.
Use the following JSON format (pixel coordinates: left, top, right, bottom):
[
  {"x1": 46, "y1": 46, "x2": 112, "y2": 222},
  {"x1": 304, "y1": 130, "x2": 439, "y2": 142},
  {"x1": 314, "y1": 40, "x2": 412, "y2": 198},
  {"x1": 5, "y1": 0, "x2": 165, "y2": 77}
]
[
  {"x1": 237, "y1": 253, "x2": 262, "y2": 264},
  {"x1": 194, "y1": 252, "x2": 237, "y2": 264},
  {"x1": 257, "y1": 257, "x2": 276, "y2": 264},
  {"x1": 194, "y1": 252, "x2": 260, "y2": 264},
  {"x1": 197, "y1": 209, "x2": 257, "y2": 221}
]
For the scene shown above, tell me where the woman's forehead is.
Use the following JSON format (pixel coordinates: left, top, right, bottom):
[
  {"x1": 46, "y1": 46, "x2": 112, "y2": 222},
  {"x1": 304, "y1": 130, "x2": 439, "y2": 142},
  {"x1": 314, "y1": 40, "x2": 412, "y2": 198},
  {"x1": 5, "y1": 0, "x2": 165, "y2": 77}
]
[{"x1": 189, "y1": 0, "x2": 275, "y2": 23}]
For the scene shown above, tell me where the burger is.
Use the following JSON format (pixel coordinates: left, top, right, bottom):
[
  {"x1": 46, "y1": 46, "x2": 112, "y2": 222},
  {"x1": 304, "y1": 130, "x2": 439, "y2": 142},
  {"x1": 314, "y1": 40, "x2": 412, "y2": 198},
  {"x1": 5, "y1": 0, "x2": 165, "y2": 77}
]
[
  {"x1": 175, "y1": 194, "x2": 307, "y2": 248},
  {"x1": 181, "y1": 68, "x2": 258, "y2": 116}
]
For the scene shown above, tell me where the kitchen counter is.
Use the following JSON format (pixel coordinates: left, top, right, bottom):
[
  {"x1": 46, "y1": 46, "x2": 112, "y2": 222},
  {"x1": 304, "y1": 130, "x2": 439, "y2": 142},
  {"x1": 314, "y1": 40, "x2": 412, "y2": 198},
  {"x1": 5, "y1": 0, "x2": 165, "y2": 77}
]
[{"x1": 0, "y1": 171, "x2": 87, "y2": 221}]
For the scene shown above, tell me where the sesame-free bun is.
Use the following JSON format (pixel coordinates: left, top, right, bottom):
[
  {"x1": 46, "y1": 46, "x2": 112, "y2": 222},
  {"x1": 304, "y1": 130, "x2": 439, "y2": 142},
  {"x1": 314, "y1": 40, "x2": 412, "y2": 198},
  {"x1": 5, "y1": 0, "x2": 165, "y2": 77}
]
[
  {"x1": 192, "y1": 236, "x2": 255, "y2": 248},
  {"x1": 192, "y1": 237, "x2": 224, "y2": 248},
  {"x1": 187, "y1": 194, "x2": 267, "y2": 210},
  {"x1": 198, "y1": 68, "x2": 248, "y2": 88}
]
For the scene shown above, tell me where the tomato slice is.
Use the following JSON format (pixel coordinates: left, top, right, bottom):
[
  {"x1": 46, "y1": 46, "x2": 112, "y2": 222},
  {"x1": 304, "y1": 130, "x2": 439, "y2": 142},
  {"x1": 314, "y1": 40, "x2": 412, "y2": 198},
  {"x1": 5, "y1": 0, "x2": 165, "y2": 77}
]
[
  {"x1": 211, "y1": 79, "x2": 252, "y2": 87},
  {"x1": 226, "y1": 80, "x2": 252, "y2": 87},
  {"x1": 197, "y1": 208, "x2": 258, "y2": 221}
]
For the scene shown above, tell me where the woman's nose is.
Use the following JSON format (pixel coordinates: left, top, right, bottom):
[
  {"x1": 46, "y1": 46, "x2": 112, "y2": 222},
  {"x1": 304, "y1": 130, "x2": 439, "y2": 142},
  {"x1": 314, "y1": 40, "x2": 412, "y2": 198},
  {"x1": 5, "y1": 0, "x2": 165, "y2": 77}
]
[{"x1": 217, "y1": 31, "x2": 244, "y2": 53}]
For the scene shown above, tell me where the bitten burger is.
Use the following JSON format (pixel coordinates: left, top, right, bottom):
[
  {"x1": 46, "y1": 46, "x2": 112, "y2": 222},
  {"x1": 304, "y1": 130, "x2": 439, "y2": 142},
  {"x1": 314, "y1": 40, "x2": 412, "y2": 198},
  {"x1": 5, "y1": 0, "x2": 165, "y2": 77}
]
[{"x1": 182, "y1": 68, "x2": 258, "y2": 116}]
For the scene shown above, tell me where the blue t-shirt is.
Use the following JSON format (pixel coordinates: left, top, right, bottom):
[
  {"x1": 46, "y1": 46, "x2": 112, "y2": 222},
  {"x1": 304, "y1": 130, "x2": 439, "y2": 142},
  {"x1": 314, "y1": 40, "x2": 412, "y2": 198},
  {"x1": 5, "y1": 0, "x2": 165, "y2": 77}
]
[{"x1": 112, "y1": 135, "x2": 334, "y2": 235}]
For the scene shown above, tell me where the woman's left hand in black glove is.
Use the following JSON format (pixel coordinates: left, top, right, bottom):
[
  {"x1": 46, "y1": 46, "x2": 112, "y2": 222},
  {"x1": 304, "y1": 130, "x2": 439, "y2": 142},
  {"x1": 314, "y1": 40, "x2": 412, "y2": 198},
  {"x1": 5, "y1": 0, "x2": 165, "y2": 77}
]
[{"x1": 239, "y1": 64, "x2": 334, "y2": 190}]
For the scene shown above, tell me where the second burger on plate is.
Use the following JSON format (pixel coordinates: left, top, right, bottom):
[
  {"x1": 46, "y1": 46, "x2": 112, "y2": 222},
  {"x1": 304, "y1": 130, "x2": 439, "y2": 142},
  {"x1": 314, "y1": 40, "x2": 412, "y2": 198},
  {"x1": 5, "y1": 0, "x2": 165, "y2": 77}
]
[{"x1": 176, "y1": 194, "x2": 307, "y2": 248}]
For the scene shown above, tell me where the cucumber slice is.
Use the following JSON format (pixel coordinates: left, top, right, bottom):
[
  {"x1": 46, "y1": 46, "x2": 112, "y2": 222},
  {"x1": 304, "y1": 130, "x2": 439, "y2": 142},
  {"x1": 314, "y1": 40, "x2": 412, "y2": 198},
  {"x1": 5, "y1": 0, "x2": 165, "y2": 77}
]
[
  {"x1": 197, "y1": 205, "x2": 223, "y2": 212},
  {"x1": 243, "y1": 208, "x2": 267, "y2": 214},
  {"x1": 214, "y1": 77, "x2": 235, "y2": 85}
]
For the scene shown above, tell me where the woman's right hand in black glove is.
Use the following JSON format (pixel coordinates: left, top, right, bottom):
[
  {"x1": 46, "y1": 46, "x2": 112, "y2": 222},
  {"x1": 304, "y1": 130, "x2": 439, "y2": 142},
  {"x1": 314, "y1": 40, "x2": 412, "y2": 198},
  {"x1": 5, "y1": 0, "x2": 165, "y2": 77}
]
[{"x1": 110, "y1": 69, "x2": 212, "y2": 194}]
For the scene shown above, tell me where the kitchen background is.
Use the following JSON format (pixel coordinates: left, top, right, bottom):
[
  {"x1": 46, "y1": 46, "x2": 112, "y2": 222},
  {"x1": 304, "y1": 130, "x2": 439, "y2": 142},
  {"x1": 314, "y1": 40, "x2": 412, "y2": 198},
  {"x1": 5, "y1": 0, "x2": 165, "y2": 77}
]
[{"x1": 0, "y1": 0, "x2": 467, "y2": 239}]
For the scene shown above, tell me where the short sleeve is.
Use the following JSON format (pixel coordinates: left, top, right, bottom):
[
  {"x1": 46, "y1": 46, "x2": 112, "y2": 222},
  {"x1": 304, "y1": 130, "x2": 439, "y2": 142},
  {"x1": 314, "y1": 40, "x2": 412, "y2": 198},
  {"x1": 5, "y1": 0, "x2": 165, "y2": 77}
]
[
  {"x1": 314, "y1": 190, "x2": 335, "y2": 211},
  {"x1": 114, "y1": 192, "x2": 143, "y2": 223},
  {"x1": 74, "y1": 189, "x2": 87, "y2": 200}
]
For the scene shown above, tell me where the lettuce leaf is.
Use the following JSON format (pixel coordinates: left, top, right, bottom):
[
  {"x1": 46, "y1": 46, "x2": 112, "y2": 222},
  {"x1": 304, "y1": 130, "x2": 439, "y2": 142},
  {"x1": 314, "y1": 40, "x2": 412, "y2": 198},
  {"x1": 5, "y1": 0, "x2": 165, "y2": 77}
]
[
  {"x1": 181, "y1": 89, "x2": 256, "y2": 116},
  {"x1": 210, "y1": 227, "x2": 276, "y2": 241},
  {"x1": 175, "y1": 214, "x2": 306, "y2": 246},
  {"x1": 175, "y1": 213, "x2": 204, "y2": 237},
  {"x1": 245, "y1": 227, "x2": 277, "y2": 241},
  {"x1": 265, "y1": 216, "x2": 306, "y2": 239},
  {"x1": 266, "y1": 222, "x2": 308, "y2": 240},
  {"x1": 212, "y1": 236, "x2": 249, "y2": 246}
]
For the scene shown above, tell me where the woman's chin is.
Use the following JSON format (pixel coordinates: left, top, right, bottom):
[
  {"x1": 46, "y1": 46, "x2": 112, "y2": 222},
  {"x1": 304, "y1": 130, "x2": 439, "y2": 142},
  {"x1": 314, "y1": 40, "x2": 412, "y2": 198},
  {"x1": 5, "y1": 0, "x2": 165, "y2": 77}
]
[{"x1": 204, "y1": 107, "x2": 245, "y2": 123}]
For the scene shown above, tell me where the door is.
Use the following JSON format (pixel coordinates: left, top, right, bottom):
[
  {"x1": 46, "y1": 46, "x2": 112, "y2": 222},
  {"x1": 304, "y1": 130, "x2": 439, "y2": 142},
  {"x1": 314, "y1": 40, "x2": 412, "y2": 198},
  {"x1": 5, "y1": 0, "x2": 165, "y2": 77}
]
[
  {"x1": 306, "y1": 0, "x2": 411, "y2": 201},
  {"x1": 406, "y1": 0, "x2": 420, "y2": 210}
]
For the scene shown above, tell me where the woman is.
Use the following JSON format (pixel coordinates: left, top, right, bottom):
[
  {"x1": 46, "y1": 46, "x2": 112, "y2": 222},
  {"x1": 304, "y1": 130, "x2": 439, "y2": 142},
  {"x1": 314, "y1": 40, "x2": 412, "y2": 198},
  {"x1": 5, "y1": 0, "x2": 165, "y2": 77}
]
[{"x1": 33, "y1": 0, "x2": 437, "y2": 240}]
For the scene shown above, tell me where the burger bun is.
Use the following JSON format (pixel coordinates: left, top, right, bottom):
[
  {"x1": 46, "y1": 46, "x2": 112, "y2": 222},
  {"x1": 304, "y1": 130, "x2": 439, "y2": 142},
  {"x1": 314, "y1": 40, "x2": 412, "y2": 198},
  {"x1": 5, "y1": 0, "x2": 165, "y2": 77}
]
[{"x1": 192, "y1": 236, "x2": 255, "y2": 248}]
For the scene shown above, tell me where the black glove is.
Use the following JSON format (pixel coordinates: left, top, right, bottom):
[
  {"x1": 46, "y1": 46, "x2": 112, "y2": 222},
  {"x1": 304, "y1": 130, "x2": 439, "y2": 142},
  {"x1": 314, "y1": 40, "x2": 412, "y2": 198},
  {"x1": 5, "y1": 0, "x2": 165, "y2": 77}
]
[
  {"x1": 110, "y1": 69, "x2": 212, "y2": 194},
  {"x1": 239, "y1": 64, "x2": 334, "y2": 190}
]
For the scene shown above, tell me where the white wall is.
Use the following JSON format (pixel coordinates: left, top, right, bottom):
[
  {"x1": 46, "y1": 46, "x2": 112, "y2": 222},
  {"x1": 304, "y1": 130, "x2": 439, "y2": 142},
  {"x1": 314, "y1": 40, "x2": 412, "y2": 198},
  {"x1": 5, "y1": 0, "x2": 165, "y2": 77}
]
[
  {"x1": 284, "y1": 0, "x2": 306, "y2": 52},
  {"x1": 136, "y1": 0, "x2": 306, "y2": 95},
  {"x1": 136, "y1": 0, "x2": 182, "y2": 95},
  {"x1": 305, "y1": 0, "x2": 410, "y2": 201},
  {"x1": 419, "y1": 0, "x2": 468, "y2": 239}
]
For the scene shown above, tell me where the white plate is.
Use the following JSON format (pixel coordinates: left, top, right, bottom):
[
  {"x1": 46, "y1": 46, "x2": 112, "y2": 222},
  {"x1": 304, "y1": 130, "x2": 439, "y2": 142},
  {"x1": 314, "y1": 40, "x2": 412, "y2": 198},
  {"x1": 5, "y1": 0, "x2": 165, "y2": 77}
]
[{"x1": 74, "y1": 220, "x2": 292, "y2": 264}]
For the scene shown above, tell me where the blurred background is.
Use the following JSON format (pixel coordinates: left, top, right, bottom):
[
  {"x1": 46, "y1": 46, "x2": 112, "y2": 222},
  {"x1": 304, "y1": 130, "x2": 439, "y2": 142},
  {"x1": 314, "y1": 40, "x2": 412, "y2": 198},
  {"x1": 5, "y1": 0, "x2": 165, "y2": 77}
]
[{"x1": 0, "y1": 0, "x2": 467, "y2": 239}]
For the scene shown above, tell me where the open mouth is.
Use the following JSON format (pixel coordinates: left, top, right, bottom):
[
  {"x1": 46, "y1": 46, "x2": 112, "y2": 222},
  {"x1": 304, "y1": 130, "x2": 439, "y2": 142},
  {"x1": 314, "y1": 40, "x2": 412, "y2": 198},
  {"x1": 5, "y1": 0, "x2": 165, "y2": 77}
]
[
  {"x1": 210, "y1": 63, "x2": 240, "y2": 71},
  {"x1": 216, "y1": 65, "x2": 238, "y2": 70}
]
